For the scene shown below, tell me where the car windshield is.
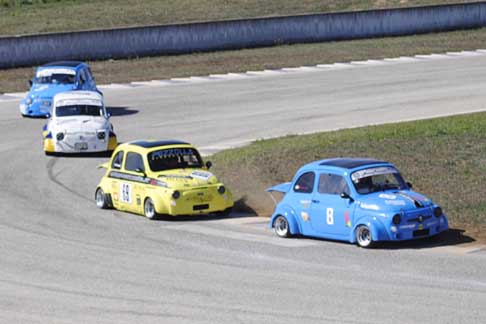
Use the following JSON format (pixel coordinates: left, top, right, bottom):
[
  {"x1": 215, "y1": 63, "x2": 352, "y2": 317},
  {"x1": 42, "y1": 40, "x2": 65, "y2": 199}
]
[
  {"x1": 35, "y1": 73, "x2": 76, "y2": 84},
  {"x1": 56, "y1": 105, "x2": 103, "y2": 117},
  {"x1": 351, "y1": 166, "x2": 407, "y2": 194},
  {"x1": 148, "y1": 147, "x2": 203, "y2": 172}
]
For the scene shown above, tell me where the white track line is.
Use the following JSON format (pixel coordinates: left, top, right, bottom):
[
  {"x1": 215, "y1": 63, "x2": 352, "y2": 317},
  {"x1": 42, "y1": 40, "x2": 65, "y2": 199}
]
[{"x1": 3, "y1": 49, "x2": 486, "y2": 101}]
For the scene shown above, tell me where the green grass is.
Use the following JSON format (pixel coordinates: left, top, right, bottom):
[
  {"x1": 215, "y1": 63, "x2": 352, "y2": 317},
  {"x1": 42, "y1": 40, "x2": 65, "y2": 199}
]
[
  {"x1": 209, "y1": 112, "x2": 486, "y2": 233},
  {"x1": 0, "y1": 0, "x2": 476, "y2": 36},
  {"x1": 3, "y1": 26, "x2": 486, "y2": 94}
]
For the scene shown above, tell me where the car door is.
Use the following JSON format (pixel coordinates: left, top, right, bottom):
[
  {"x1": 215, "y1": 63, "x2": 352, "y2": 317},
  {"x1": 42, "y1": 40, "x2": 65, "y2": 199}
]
[
  {"x1": 288, "y1": 171, "x2": 316, "y2": 235},
  {"x1": 120, "y1": 151, "x2": 146, "y2": 214},
  {"x1": 108, "y1": 150, "x2": 124, "y2": 210},
  {"x1": 309, "y1": 172, "x2": 353, "y2": 237}
]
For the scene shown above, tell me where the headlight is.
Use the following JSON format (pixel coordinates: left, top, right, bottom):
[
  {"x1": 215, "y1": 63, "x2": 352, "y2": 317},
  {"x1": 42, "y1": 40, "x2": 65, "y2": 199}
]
[
  {"x1": 392, "y1": 214, "x2": 401, "y2": 225},
  {"x1": 25, "y1": 97, "x2": 33, "y2": 105},
  {"x1": 218, "y1": 186, "x2": 226, "y2": 194},
  {"x1": 172, "y1": 190, "x2": 180, "y2": 199},
  {"x1": 434, "y1": 207, "x2": 443, "y2": 218},
  {"x1": 97, "y1": 131, "x2": 106, "y2": 140},
  {"x1": 56, "y1": 132, "x2": 64, "y2": 141}
]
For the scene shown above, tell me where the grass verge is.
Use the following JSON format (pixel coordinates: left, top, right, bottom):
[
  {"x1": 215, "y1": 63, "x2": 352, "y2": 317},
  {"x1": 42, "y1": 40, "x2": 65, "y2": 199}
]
[
  {"x1": 209, "y1": 112, "x2": 486, "y2": 241},
  {"x1": 2, "y1": 26, "x2": 486, "y2": 93},
  {"x1": 0, "y1": 0, "x2": 475, "y2": 36}
]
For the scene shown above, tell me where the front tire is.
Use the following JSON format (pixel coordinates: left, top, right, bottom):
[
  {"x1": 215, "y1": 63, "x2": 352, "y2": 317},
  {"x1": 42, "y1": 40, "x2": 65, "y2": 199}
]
[
  {"x1": 273, "y1": 215, "x2": 291, "y2": 238},
  {"x1": 355, "y1": 225, "x2": 374, "y2": 248},
  {"x1": 95, "y1": 188, "x2": 109, "y2": 209},
  {"x1": 144, "y1": 198, "x2": 158, "y2": 220}
]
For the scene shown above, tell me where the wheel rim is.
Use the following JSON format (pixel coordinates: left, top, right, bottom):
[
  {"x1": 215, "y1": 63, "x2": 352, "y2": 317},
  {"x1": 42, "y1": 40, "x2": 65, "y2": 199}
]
[
  {"x1": 95, "y1": 189, "x2": 104, "y2": 208},
  {"x1": 274, "y1": 216, "x2": 288, "y2": 237},
  {"x1": 144, "y1": 199, "x2": 155, "y2": 219},
  {"x1": 356, "y1": 226, "x2": 372, "y2": 247}
]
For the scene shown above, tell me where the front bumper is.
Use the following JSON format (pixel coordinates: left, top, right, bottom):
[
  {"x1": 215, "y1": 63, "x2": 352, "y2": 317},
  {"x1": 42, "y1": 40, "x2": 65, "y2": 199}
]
[
  {"x1": 20, "y1": 102, "x2": 50, "y2": 117},
  {"x1": 386, "y1": 216, "x2": 449, "y2": 241},
  {"x1": 44, "y1": 132, "x2": 117, "y2": 153}
]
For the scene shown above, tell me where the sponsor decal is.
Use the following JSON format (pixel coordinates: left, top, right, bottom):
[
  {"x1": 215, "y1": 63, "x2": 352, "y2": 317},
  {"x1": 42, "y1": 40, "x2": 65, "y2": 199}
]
[
  {"x1": 301, "y1": 211, "x2": 310, "y2": 222},
  {"x1": 360, "y1": 202, "x2": 380, "y2": 211},
  {"x1": 191, "y1": 171, "x2": 212, "y2": 181},
  {"x1": 385, "y1": 200, "x2": 406, "y2": 206},
  {"x1": 379, "y1": 193, "x2": 396, "y2": 200},
  {"x1": 109, "y1": 171, "x2": 150, "y2": 184},
  {"x1": 150, "y1": 148, "x2": 195, "y2": 159},
  {"x1": 400, "y1": 224, "x2": 415, "y2": 229},
  {"x1": 300, "y1": 200, "x2": 311, "y2": 209},
  {"x1": 37, "y1": 68, "x2": 76, "y2": 77},
  {"x1": 344, "y1": 211, "x2": 352, "y2": 227},
  {"x1": 352, "y1": 166, "x2": 398, "y2": 181}
]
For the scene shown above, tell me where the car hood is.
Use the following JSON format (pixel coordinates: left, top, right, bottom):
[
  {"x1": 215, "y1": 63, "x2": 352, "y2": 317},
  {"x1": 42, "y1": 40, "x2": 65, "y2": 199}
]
[
  {"x1": 155, "y1": 169, "x2": 219, "y2": 189},
  {"x1": 51, "y1": 116, "x2": 108, "y2": 132},
  {"x1": 28, "y1": 83, "x2": 76, "y2": 98},
  {"x1": 357, "y1": 190, "x2": 433, "y2": 213}
]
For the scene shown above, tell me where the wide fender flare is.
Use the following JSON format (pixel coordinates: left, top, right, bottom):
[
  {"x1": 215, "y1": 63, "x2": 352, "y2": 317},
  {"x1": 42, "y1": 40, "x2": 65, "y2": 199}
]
[
  {"x1": 350, "y1": 215, "x2": 390, "y2": 243},
  {"x1": 269, "y1": 204, "x2": 301, "y2": 235}
]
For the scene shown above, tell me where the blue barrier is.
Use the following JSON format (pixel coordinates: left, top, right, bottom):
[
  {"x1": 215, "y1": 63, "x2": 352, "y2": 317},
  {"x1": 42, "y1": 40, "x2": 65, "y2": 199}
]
[{"x1": 1, "y1": 2, "x2": 486, "y2": 68}]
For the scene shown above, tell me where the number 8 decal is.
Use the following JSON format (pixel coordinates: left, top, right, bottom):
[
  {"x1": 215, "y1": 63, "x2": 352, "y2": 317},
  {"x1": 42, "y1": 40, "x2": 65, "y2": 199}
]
[{"x1": 326, "y1": 207, "x2": 334, "y2": 225}]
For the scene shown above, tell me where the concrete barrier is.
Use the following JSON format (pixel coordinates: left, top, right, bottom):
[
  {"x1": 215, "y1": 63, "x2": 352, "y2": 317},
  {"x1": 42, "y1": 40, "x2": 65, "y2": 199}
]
[{"x1": 1, "y1": 2, "x2": 486, "y2": 68}]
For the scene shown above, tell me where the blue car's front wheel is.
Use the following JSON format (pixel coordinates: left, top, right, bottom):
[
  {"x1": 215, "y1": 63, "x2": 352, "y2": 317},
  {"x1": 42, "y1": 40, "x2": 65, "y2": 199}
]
[
  {"x1": 355, "y1": 225, "x2": 374, "y2": 248},
  {"x1": 274, "y1": 215, "x2": 291, "y2": 238}
]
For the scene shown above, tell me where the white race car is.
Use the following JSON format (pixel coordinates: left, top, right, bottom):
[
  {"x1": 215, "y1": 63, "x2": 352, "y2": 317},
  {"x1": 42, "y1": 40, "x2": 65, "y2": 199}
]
[{"x1": 42, "y1": 91, "x2": 117, "y2": 155}]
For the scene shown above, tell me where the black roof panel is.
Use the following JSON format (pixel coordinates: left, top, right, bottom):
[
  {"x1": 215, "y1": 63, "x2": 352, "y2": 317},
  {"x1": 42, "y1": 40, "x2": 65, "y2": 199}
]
[
  {"x1": 319, "y1": 158, "x2": 387, "y2": 169},
  {"x1": 42, "y1": 61, "x2": 84, "y2": 68},
  {"x1": 130, "y1": 140, "x2": 190, "y2": 148}
]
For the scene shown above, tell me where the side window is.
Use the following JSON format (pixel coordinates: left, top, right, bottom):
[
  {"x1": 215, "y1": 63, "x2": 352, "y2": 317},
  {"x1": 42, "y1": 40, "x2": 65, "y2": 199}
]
[
  {"x1": 125, "y1": 152, "x2": 145, "y2": 172},
  {"x1": 111, "y1": 151, "x2": 124, "y2": 169},
  {"x1": 293, "y1": 172, "x2": 315, "y2": 193},
  {"x1": 318, "y1": 174, "x2": 350, "y2": 195}
]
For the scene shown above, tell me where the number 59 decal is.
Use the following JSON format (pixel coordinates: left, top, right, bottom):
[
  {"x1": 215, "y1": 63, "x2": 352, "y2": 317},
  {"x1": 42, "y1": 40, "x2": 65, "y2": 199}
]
[
  {"x1": 120, "y1": 183, "x2": 132, "y2": 204},
  {"x1": 326, "y1": 208, "x2": 334, "y2": 225}
]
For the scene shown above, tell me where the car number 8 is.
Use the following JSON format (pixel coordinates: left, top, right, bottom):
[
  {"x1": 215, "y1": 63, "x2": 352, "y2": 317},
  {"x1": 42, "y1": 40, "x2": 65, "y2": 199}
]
[{"x1": 326, "y1": 208, "x2": 334, "y2": 225}]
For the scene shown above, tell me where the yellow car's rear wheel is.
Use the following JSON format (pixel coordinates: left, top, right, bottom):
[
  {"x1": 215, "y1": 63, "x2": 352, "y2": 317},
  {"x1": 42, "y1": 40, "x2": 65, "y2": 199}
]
[{"x1": 95, "y1": 188, "x2": 110, "y2": 209}]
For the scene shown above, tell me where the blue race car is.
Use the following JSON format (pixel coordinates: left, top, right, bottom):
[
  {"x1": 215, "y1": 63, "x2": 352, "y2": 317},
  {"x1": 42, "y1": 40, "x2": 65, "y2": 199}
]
[
  {"x1": 268, "y1": 158, "x2": 448, "y2": 248},
  {"x1": 19, "y1": 61, "x2": 100, "y2": 118}
]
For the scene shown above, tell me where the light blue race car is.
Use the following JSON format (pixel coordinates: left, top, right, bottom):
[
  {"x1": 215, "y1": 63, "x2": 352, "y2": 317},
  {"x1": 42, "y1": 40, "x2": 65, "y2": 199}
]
[
  {"x1": 19, "y1": 61, "x2": 100, "y2": 118},
  {"x1": 268, "y1": 158, "x2": 448, "y2": 248}
]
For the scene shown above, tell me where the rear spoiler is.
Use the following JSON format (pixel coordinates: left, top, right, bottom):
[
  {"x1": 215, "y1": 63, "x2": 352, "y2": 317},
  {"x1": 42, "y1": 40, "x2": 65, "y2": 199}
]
[
  {"x1": 266, "y1": 182, "x2": 291, "y2": 193},
  {"x1": 98, "y1": 162, "x2": 109, "y2": 169},
  {"x1": 266, "y1": 182, "x2": 291, "y2": 206}
]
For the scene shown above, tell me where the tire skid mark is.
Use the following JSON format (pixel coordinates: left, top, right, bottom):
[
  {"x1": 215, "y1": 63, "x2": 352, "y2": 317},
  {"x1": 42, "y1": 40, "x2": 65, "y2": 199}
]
[{"x1": 46, "y1": 158, "x2": 91, "y2": 202}]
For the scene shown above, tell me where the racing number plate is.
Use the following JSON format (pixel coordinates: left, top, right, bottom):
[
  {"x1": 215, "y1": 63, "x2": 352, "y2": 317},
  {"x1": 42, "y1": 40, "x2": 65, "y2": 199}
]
[{"x1": 75, "y1": 142, "x2": 88, "y2": 151}]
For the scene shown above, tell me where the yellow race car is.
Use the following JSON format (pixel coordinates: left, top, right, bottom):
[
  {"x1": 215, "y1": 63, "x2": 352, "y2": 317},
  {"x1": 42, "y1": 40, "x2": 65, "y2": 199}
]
[{"x1": 95, "y1": 140, "x2": 234, "y2": 219}]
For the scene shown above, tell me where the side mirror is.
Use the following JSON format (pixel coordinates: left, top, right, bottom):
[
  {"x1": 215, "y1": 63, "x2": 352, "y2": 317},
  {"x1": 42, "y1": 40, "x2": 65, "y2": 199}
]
[
  {"x1": 28, "y1": 79, "x2": 33, "y2": 87},
  {"x1": 135, "y1": 168, "x2": 146, "y2": 178},
  {"x1": 407, "y1": 182, "x2": 413, "y2": 189},
  {"x1": 106, "y1": 112, "x2": 111, "y2": 119},
  {"x1": 205, "y1": 161, "x2": 212, "y2": 169},
  {"x1": 340, "y1": 192, "x2": 354, "y2": 202}
]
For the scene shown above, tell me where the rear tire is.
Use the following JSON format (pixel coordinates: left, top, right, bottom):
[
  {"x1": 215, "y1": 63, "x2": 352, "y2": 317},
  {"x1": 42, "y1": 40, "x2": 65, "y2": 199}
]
[
  {"x1": 355, "y1": 225, "x2": 374, "y2": 248},
  {"x1": 273, "y1": 215, "x2": 291, "y2": 238},
  {"x1": 144, "y1": 198, "x2": 158, "y2": 220},
  {"x1": 95, "y1": 188, "x2": 109, "y2": 209}
]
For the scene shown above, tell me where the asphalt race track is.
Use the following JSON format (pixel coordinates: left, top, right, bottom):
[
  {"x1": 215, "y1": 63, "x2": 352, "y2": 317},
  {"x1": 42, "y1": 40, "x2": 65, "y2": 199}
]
[{"x1": 1, "y1": 54, "x2": 486, "y2": 323}]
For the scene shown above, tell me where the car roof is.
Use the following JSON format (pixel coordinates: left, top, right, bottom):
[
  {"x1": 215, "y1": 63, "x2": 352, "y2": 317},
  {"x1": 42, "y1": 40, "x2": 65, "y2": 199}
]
[
  {"x1": 53, "y1": 91, "x2": 102, "y2": 102},
  {"x1": 127, "y1": 140, "x2": 191, "y2": 149},
  {"x1": 41, "y1": 61, "x2": 85, "y2": 68},
  {"x1": 299, "y1": 158, "x2": 392, "y2": 173}
]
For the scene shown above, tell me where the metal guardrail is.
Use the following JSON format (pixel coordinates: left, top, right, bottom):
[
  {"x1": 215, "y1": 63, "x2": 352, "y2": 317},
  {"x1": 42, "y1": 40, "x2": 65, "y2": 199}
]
[{"x1": 1, "y1": 2, "x2": 486, "y2": 68}]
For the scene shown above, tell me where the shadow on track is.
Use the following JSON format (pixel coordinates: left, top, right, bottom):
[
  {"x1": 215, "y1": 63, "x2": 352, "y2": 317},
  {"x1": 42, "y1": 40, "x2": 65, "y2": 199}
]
[
  {"x1": 371, "y1": 228, "x2": 475, "y2": 250},
  {"x1": 106, "y1": 106, "x2": 138, "y2": 116}
]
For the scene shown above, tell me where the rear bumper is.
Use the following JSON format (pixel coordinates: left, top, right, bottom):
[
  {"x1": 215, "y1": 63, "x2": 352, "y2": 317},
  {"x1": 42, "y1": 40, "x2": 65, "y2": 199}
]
[{"x1": 154, "y1": 187, "x2": 234, "y2": 216}]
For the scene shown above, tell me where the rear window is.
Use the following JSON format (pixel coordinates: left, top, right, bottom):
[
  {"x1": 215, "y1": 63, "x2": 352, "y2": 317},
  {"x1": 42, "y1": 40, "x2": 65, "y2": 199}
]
[{"x1": 147, "y1": 147, "x2": 202, "y2": 172}]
